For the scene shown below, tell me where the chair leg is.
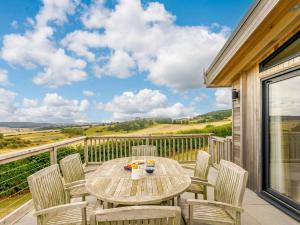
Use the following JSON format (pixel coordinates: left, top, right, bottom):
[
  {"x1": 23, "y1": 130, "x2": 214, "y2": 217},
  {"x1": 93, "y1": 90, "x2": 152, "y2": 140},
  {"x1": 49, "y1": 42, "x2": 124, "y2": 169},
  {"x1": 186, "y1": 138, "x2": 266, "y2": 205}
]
[{"x1": 81, "y1": 207, "x2": 87, "y2": 225}]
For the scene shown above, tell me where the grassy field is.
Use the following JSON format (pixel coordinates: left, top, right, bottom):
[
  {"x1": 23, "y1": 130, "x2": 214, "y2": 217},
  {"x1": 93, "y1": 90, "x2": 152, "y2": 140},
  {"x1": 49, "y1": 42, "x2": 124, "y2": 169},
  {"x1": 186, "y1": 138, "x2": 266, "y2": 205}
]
[
  {"x1": 128, "y1": 120, "x2": 231, "y2": 135},
  {"x1": 0, "y1": 117, "x2": 231, "y2": 154},
  {"x1": 0, "y1": 130, "x2": 72, "y2": 154}
]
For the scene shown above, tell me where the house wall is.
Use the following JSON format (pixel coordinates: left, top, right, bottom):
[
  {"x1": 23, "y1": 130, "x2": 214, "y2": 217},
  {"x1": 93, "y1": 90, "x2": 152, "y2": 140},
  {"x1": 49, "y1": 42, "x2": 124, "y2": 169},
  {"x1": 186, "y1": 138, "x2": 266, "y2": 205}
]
[{"x1": 233, "y1": 56, "x2": 300, "y2": 192}]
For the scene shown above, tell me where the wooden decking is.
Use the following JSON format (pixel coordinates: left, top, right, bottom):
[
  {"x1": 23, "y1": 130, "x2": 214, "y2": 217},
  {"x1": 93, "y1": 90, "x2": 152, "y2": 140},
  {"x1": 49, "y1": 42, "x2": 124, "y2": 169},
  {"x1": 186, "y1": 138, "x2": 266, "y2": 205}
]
[{"x1": 14, "y1": 168, "x2": 299, "y2": 225}]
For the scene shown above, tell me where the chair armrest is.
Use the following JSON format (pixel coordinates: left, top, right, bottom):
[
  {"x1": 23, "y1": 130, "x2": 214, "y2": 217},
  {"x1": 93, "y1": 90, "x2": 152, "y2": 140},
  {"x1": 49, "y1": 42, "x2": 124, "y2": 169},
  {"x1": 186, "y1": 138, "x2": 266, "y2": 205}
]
[
  {"x1": 65, "y1": 182, "x2": 86, "y2": 192},
  {"x1": 182, "y1": 165, "x2": 195, "y2": 170},
  {"x1": 189, "y1": 179, "x2": 214, "y2": 187},
  {"x1": 64, "y1": 180, "x2": 86, "y2": 188},
  {"x1": 190, "y1": 176, "x2": 208, "y2": 182},
  {"x1": 34, "y1": 202, "x2": 88, "y2": 216},
  {"x1": 187, "y1": 199, "x2": 243, "y2": 212}
]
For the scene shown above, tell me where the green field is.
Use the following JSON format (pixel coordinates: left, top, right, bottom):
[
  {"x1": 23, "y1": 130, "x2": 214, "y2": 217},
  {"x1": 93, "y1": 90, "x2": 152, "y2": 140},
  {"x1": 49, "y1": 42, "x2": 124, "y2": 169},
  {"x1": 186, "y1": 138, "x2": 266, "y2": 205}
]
[{"x1": 0, "y1": 120, "x2": 231, "y2": 154}]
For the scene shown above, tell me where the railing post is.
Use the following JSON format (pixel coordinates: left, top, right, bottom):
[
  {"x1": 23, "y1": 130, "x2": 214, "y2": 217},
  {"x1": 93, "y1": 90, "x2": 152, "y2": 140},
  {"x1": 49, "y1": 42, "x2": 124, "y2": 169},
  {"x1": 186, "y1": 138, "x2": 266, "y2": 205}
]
[
  {"x1": 84, "y1": 137, "x2": 88, "y2": 165},
  {"x1": 208, "y1": 135, "x2": 214, "y2": 161},
  {"x1": 146, "y1": 136, "x2": 150, "y2": 146},
  {"x1": 225, "y1": 136, "x2": 233, "y2": 161},
  {"x1": 50, "y1": 147, "x2": 57, "y2": 165}
]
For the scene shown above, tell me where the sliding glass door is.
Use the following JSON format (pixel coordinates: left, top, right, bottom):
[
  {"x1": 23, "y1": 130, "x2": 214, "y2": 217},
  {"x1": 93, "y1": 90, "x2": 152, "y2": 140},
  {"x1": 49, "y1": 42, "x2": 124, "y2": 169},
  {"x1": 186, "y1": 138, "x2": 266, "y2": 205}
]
[{"x1": 262, "y1": 69, "x2": 300, "y2": 214}]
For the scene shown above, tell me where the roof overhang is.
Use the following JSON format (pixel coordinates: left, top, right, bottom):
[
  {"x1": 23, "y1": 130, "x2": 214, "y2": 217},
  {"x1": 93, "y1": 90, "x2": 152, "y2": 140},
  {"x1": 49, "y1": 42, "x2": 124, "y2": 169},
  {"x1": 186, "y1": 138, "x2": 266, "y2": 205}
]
[{"x1": 205, "y1": 0, "x2": 300, "y2": 87}]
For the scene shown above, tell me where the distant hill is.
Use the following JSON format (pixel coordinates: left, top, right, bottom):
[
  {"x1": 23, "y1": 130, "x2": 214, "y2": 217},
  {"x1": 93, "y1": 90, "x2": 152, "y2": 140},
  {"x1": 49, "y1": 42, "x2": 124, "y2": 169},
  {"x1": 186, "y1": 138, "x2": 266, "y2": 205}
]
[
  {"x1": 191, "y1": 109, "x2": 232, "y2": 123},
  {"x1": 0, "y1": 122, "x2": 52, "y2": 129}
]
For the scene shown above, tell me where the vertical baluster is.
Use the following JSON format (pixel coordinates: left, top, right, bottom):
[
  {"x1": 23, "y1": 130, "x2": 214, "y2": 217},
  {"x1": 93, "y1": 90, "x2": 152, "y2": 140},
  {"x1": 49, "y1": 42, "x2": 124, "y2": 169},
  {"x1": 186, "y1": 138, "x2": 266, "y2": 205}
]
[
  {"x1": 177, "y1": 138, "x2": 180, "y2": 161},
  {"x1": 95, "y1": 138, "x2": 98, "y2": 162},
  {"x1": 91, "y1": 138, "x2": 94, "y2": 163},
  {"x1": 106, "y1": 138, "x2": 111, "y2": 160},
  {"x1": 111, "y1": 138, "x2": 114, "y2": 160},
  {"x1": 99, "y1": 138, "x2": 102, "y2": 163},
  {"x1": 159, "y1": 139, "x2": 162, "y2": 157},
  {"x1": 116, "y1": 138, "x2": 119, "y2": 158},
  {"x1": 164, "y1": 139, "x2": 167, "y2": 157},
  {"x1": 167, "y1": 138, "x2": 170, "y2": 158},
  {"x1": 156, "y1": 139, "x2": 158, "y2": 156},
  {"x1": 185, "y1": 138, "x2": 189, "y2": 161},
  {"x1": 103, "y1": 138, "x2": 106, "y2": 161},
  {"x1": 124, "y1": 139, "x2": 127, "y2": 157},
  {"x1": 190, "y1": 138, "x2": 193, "y2": 160},
  {"x1": 120, "y1": 138, "x2": 123, "y2": 158},
  {"x1": 181, "y1": 138, "x2": 184, "y2": 162},
  {"x1": 172, "y1": 138, "x2": 176, "y2": 159}
]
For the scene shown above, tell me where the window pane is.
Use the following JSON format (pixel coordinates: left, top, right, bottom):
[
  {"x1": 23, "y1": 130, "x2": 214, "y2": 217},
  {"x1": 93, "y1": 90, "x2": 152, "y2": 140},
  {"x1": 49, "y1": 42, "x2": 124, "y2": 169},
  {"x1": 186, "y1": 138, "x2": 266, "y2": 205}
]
[
  {"x1": 261, "y1": 32, "x2": 300, "y2": 71},
  {"x1": 269, "y1": 75, "x2": 300, "y2": 203}
]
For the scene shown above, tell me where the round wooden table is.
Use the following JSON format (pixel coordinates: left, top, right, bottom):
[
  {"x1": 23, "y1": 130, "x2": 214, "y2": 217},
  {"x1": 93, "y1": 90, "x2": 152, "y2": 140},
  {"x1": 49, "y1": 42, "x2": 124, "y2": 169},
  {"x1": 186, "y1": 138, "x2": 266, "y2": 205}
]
[{"x1": 86, "y1": 156, "x2": 191, "y2": 206}]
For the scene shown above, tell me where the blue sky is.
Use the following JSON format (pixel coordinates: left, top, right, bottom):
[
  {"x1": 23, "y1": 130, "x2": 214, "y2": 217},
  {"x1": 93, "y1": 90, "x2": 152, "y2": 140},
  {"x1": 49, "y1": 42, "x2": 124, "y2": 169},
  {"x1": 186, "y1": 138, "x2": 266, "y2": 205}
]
[{"x1": 0, "y1": 0, "x2": 253, "y2": 123}]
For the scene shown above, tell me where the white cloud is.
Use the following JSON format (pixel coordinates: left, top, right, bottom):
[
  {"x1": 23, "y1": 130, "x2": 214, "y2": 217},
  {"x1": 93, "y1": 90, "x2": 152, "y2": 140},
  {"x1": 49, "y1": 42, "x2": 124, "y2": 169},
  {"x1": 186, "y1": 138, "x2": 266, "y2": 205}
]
[
  {"x1": 94, "y1": 50, "x2": 135, "y2": 78},
  {"x1": 35, "y1": 0, "x2": 78, "y2": 28},
  {"x1": 215, "y1": 89, "x2": 232, "y2": 108},
  {"x1": 0, "y1": 90, "x2": 89, "y2": 123},
  {"x1": 80, "y1": 0, "x2": 110, "y2": 29},
  {"x1": 23, "y1": 98, "x2": 38, "y2": 107},
  {"x1": 0, "y1": 69, "x2": 10, "y2": 85},
  {"x1": 61, "y1": 30, "x2": 103, "y2": 61},
  {"x1": 82, "y1": 90, "x2": 95, "y2": 97},
  {"x1": 98, "y1": 89, "x2": 195, "y2": 121},
  {"x1": 1, "y1": 0, "x2": 87, "y2": 88},
  {"x1": 60, "y1": 0, "x2": 229, "y2": 91},
  {"x1": 193, "y1": 93, "x2": 208, "y2": 102},
  {"x1": 0, "y1": 88, "x2": 17, "y2": 120}
]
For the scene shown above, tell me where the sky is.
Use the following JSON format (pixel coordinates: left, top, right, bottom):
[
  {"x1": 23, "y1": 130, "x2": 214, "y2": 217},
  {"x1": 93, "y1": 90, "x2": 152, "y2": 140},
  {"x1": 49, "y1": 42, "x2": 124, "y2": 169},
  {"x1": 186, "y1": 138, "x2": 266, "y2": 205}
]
[{"x1": 0, "y1": 0, "x2": 253, "y2": 123}]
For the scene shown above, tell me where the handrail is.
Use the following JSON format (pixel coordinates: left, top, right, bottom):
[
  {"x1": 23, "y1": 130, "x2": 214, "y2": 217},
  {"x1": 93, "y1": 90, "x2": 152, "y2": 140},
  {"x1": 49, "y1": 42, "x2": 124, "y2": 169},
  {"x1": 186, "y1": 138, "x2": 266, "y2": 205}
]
[
  {"x1": 88, "y1": 134, "x2": 212, "y2": 138},
  {"x1": 0, "y1": 136, "x2": 86, "y2": 165}
]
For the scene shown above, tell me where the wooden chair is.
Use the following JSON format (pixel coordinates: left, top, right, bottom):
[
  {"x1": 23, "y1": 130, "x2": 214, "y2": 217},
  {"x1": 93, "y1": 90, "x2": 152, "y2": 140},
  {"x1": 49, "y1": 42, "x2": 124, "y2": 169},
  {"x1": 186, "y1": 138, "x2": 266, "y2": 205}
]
[
  {"x1": 180, "y1": 160, "x2": 248, "y2": 225},
  {"x1": 183, "y1": 150, "x2": 211, "y2": 199},
  {"x1": 28, "y1": 164, "x2": 94, "y2": 225},
  {"x1": 90, "y1": 206, "x2": 181, "y2": 225},
  {"x1": 131, "y1": 145, "x2": 157, "y2": 156},
  {"x1": 60, "y1": 153, "x2": 89, "y2": 201}
]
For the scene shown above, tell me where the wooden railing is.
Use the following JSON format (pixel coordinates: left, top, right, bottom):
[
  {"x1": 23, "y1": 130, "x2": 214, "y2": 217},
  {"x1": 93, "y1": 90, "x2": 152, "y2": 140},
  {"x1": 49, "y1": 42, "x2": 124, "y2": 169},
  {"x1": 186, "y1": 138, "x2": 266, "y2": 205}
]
[
  {"x1": 85, "y1": 134, "x2": 211, "y2": 165},
  {"x1": 209, "y1": 136, "x2": 233, "y2": 167},
  {"x1": 0, "y1": 134, "x2": 233, "y2": 224}
]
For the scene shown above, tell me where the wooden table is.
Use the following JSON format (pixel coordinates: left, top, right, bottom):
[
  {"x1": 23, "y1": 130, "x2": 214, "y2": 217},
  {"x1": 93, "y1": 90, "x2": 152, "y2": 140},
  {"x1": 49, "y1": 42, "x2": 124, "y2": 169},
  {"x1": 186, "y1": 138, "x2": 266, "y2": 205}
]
[{"x1": 86, "y1": 157, "x2": 191, "y2": 206}]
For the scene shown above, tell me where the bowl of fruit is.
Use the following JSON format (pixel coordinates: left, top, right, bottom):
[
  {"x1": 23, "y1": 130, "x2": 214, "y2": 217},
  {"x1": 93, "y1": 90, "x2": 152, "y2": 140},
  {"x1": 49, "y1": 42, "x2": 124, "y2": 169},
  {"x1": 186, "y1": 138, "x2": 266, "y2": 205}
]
[{"x1": 145, "y1": 166, "x2": 155, "y2": 174}]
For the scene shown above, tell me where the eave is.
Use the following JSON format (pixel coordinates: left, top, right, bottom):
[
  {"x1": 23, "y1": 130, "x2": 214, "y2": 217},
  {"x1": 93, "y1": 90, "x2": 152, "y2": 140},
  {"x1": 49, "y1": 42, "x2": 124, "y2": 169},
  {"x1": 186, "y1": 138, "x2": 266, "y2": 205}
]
[{"x1": 205, "y1": 0, "x2": 300, "y2": 87}]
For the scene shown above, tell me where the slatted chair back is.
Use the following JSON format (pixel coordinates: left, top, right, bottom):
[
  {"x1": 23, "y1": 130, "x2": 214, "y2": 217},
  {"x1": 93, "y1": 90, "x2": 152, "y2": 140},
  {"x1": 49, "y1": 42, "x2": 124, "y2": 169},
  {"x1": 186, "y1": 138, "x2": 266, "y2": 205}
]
[
  {"x1": 90, "y1": 206, "x2": 181, "y2": 225},
  {"x1": 28, "y1": 164, "x2": 66, "y2": 211},
  {"x1": 131, "y1": 145, "x2": 157, "y2": 157},
  {"x1": 194, "y1": 150, "x2": 211, "y2": 179},
  {"x1": 214, "y1": 160, "x2": 248, "y2": 206},
  {"x1": 60, "y1": 153, "x2": 85, "y2": 183}
]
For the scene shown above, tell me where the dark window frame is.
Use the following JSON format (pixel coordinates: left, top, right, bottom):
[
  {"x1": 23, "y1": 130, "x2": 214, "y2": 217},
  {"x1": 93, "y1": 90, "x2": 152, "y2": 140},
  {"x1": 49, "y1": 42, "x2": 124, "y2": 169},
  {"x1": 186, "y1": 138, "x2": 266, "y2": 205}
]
[
  {"x1": 261, "y1": 66, "x2": 300, "y2": 221},
  {"x1": 260, "y1": 31, "x2": 300, "y2": 72}
]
